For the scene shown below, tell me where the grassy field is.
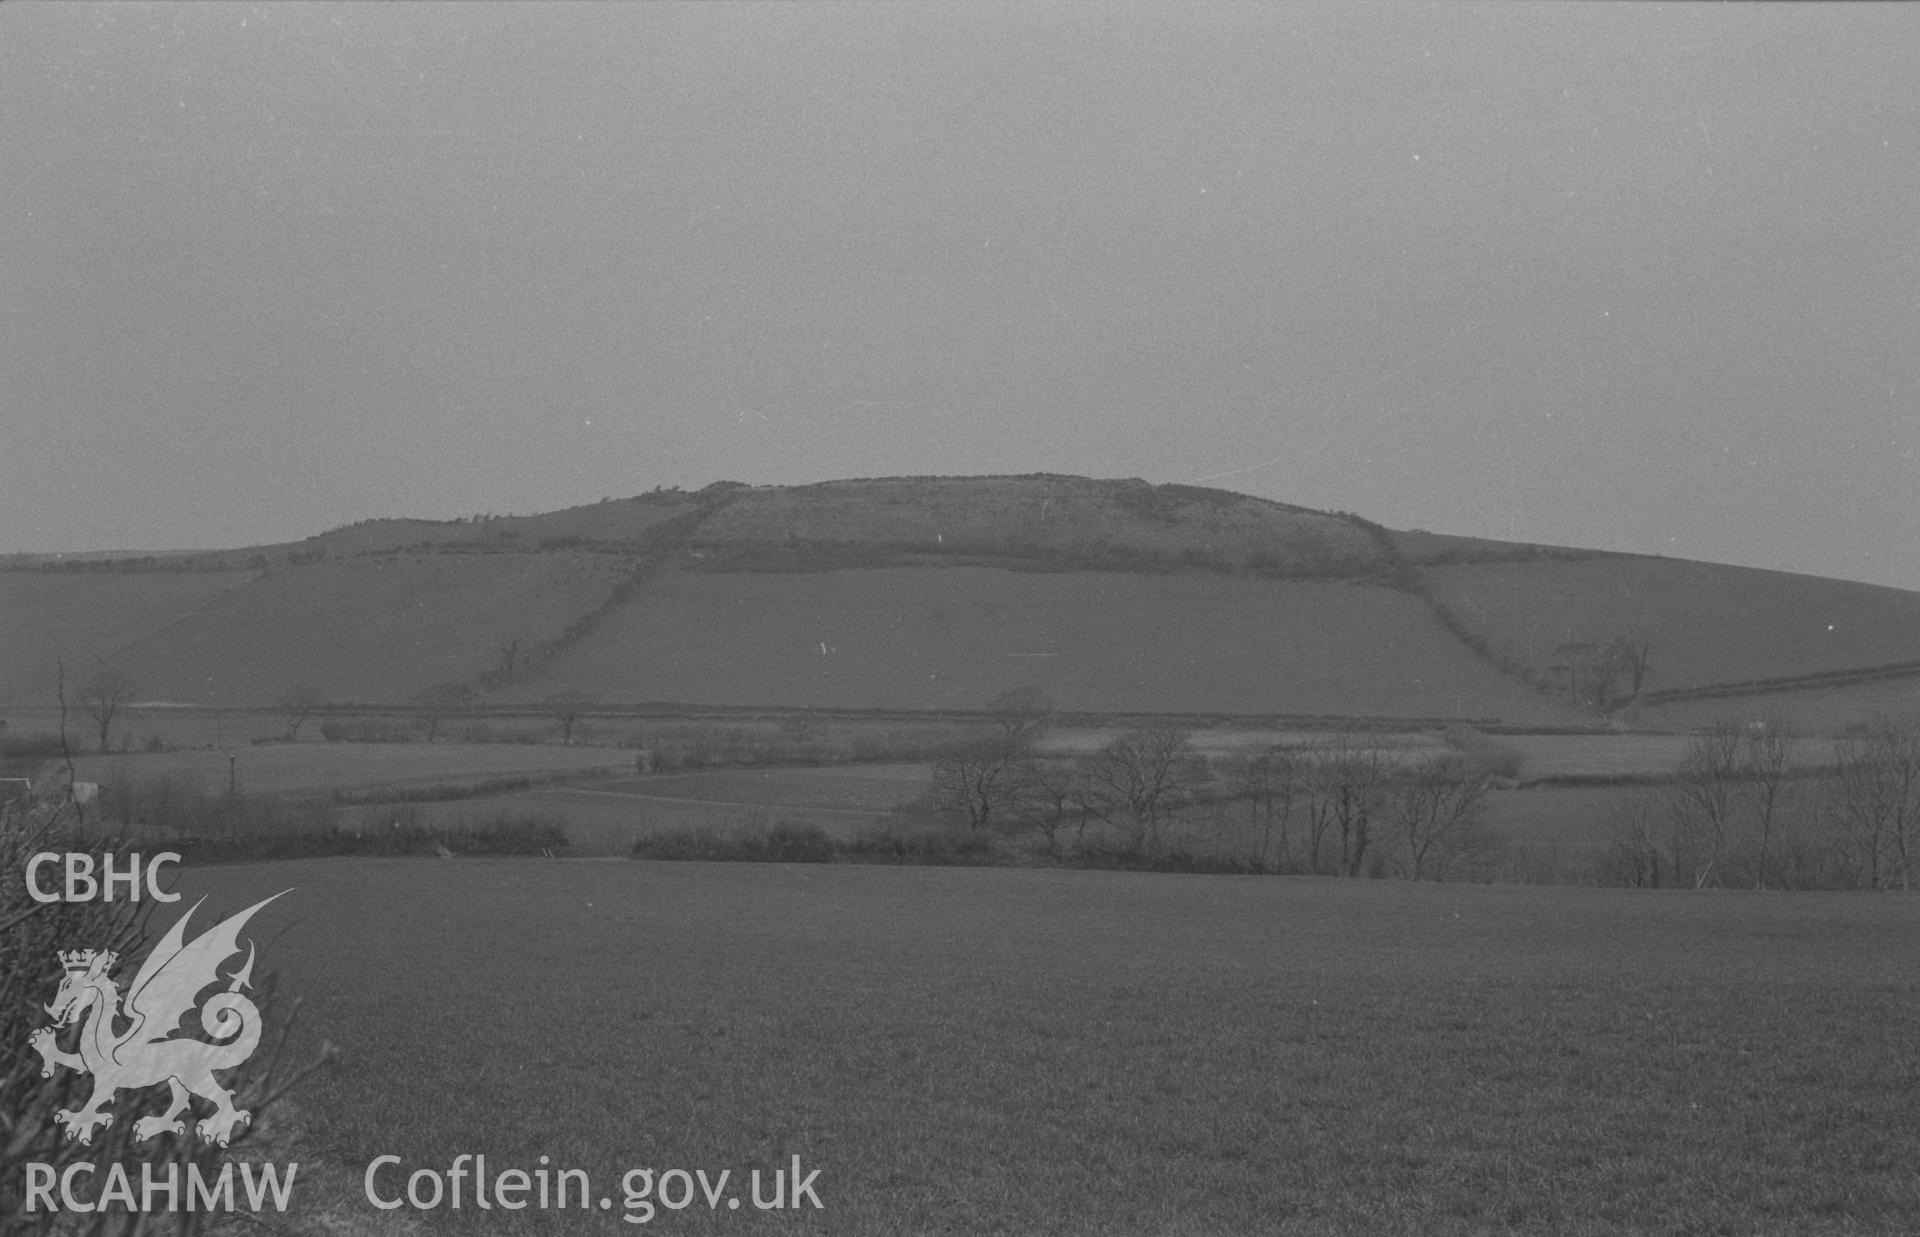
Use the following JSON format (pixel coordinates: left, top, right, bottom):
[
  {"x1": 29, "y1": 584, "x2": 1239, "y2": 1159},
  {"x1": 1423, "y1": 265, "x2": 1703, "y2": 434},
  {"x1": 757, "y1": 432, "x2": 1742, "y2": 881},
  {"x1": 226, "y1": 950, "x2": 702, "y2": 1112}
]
[
  {"x1": 1634, "y1": 676, "x2": 1920, "y2": 731},
  {"x1": 160, "y1": 860, "x2": 1920, "y2": 1235},
  {"x1": 1035, "y1": 727, "x2": 1457, "y2": 758},
  {"x1": 1424, "y1": 557, "x2": 1920, "y2": 696},
  {"x1": 70, "y1": 742, "x2": 631, "y2": 797},
  {"x1": 487, "y1": 765, "x2": 931, "y2": 853},
  {"x1": 1493, "y1": 734, "x2": 1697, "y2": 782},
  {"x1": 1495, "y1": 733, "x2": 1847, "y2": 784},
  {"x1": 594, "y1": 765, "x2": 929, "y2": 812},
  {"x1": 517, "y1": 567, "x2": 1582, "y2": 723},
  {"x1": 0, "y1": 551, "x2": 631, "y2": 707},
  {"x1": 0, "y1": 569, "x2": 255, "y2": 703}
]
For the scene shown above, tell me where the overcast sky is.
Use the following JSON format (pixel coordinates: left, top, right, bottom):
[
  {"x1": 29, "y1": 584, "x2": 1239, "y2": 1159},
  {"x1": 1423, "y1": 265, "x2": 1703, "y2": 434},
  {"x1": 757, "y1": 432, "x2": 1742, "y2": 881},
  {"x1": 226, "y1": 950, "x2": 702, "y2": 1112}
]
[{"x1": 4, "y1": 2, "x2": 1917, "y2": 589}]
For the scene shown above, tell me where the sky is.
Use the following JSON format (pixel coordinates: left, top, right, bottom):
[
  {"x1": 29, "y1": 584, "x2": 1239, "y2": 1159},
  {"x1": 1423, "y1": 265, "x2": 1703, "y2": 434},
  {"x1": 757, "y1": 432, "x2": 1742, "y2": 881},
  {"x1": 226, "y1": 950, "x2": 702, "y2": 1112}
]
[{"x1": 3, "y1": 2, "x2": 1917, "y2": 589}]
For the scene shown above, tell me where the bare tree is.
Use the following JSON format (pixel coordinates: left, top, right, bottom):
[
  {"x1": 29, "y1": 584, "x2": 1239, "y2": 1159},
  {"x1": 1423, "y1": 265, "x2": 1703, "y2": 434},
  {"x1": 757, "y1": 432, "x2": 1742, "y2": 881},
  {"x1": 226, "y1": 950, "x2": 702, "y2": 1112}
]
[
  {"x1": 79, "y1": 669, "x2": 135, "y2": 752},
  {"x1": 931, "y1": 741, "x2": 1033, "y2": 832},
  {"x1": 1022, "y1": 758, "x2": 1099, "y2": 856},
  {"x1": 1224, "y1": 746, "x2": 1301, "y2": 870},
  {"x1": 1597, "y1": 789, "x2": 1668, "y2": 888},
  {"x1": 925, "y1": 691, "x2": 1057, "y2": 834},
  {"x1": 1080, "y1": 728, "x2": 1204, "y2": 855},
  {"x1": 544, "y1": 691, "x2": 597, "y2": 745},
  {"x1": 275, "y1": 683, "x2": 323, "y2": 741},
  {"x1": 1742, "y1": 717, "x2": 1796, "y2": 890},
  {"x1": 1386, "y1": 756, "x2": 1498, "y2": 881},
  {"x1": 412, "y1": 682, "x2": 474, "y2": 742},
  {"x1": 1666, "y1": 722, "x2": 1744, "y2": 888},
  {"x1": 1298, "y1": 733, "x2": 1391, "y2": 876},
  {"x1": 1829, "y1": 716, "x2": 1920, "y2": 890}
]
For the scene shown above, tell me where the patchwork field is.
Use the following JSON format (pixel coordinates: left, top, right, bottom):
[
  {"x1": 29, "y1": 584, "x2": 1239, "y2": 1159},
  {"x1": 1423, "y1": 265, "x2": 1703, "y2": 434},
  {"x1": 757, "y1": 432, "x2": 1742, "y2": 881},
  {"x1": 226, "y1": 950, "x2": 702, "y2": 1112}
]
[
  {"x1": 161, "y1": 859, "x2": 1920, "y2": 1235},
  {"x1": 517, "y1": 567, "x2": 1582, "y2": 723}
]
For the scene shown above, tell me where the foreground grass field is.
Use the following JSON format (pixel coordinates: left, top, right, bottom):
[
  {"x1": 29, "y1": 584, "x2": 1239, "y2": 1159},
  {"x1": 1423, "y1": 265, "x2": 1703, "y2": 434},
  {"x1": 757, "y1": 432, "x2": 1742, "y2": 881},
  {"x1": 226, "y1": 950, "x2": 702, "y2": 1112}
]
[{"x1": 174, "y1": 860, "x2": 1920, "y2": 1235}]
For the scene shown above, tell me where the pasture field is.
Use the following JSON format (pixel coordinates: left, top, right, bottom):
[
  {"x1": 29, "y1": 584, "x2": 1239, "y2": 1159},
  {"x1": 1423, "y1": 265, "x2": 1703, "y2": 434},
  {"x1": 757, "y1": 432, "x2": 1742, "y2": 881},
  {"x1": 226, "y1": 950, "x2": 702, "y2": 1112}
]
[
  {"x1": 595, "y1": 764, "x2": 931, "y2": 812},
  {"x1": 1035, "y1": 727, "x2": 1455, "y2": 758},
  {"x1": 1422, "y1": 557, "x2": 1920, "y2": 696},
  {"x1": 166, "y1": 860, "x2": 1920, "y2": 1235},
  {"x1": 0, "y1": 569, "x2": 256, "y2": 703},
  {"x1": 0, "y1": 551, "x2": 631, "y2": 707},
  {"x1": 518, "y1": 566, "x2": 1582, "y2": 723},
  {"x1": 69, "y1": 742, "x2": 630, "y2": 797},
  {"x1": 1634, "y1": 676, "x2": 1920, "y2": 732},
  {"x1": 1496, "y1": 733, "x2": 1844, "y2": 784},
  {"x1": 1494, "y1": 734, "x2": 1695, "y2": 782},
  {"x1": 328, "y1": 764, "x2": 932, "y2": 854}
]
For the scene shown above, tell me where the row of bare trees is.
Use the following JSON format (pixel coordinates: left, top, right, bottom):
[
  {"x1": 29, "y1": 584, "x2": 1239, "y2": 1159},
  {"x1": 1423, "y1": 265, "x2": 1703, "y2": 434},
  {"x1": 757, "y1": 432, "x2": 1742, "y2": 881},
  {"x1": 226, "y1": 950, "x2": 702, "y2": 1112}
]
[
  {"x1": 1220, "y1": 736, "x2": 1502, "y2": 879},
  {"x1": 928, "y1": 694, "x2": 1503, "y2": 879},
  {"x1": 1601, "y1": 715, "x2": 1920, "y2": 890},
  {"x1": 932, "y1": 722, "x2": 1211, "y2": 857}
]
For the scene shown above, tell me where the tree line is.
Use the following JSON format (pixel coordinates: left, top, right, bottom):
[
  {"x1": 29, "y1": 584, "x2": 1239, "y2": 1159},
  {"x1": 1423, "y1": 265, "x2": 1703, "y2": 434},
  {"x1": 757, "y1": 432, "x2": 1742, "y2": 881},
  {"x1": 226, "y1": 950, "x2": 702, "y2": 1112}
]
[
  {"x1": 1600, "y1": 715, "x2": 1920, "y2": 890},
  {"x1": 927, "y1": 692, "x2": 1506, "y2": 880}
]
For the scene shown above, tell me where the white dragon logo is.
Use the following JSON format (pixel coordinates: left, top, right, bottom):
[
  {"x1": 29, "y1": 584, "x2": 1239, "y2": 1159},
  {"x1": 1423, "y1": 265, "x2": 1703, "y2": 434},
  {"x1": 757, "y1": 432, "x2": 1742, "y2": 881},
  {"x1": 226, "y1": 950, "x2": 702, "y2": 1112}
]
[{"x1": 28, "y1": 891, "x2": 288, "y2": 1148}]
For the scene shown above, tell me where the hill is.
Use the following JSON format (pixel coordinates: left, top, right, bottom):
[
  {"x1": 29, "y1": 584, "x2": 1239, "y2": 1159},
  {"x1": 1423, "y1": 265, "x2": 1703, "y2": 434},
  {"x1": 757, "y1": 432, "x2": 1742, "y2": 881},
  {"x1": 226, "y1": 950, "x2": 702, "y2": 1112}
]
[{"x1": 4, "y1": 474, "x2": 1917, "y2": 727}]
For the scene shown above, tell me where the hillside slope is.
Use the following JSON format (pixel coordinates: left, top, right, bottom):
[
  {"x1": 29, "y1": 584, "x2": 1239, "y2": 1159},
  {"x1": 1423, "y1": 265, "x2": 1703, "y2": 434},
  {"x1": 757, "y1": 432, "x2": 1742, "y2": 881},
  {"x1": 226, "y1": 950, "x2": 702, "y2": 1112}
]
[
  {"x1": 512, "y1": 565, "x2": 1583, "y2": 721},
  {"x1": 24, "y1": 553, "x2": 631, "y2": 707},
  {"x1": 0, "y1": 570, "x2": 255, "y2": 703},
  {"x1": 4, "y1": 474, "x2": 1917, "y2": 725},
  {"x1": 1422, "y1": 558, "x2": 1920, "y2": 695}
]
